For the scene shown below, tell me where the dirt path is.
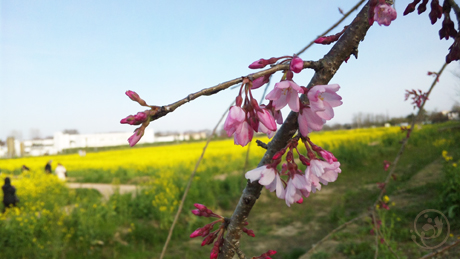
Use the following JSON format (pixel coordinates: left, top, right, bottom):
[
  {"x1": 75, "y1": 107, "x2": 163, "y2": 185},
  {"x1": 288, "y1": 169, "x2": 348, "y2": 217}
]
[{"x1": 66, "y1": 183, "x2": 138, "y2": 200}]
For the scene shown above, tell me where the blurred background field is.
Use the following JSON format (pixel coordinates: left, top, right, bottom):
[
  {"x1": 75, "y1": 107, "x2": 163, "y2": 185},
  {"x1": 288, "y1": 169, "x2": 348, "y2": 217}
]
[{"x1": 0, "y1": 122, "x2": 459, "y2": 258}]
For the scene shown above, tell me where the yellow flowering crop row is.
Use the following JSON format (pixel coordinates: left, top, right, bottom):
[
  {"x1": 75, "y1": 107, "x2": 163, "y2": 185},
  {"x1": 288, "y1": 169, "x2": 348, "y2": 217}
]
[{"x1": 0, "y1": 127, "x2": 400, "y2": 175}]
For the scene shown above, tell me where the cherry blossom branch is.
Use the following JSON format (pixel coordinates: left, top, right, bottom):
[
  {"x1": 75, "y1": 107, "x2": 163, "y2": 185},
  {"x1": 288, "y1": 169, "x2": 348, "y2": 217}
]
[
  {"x1": 371, "y1": 62, "x2": 448, "y2": 259},
  {"x1": 148, "y1": 61, "x2": 320, "y2": 123},
  {"x1": 296, "y1": 0, "x2": 367, "y2": 55},
  {"x1": 218, "y1": 2, "x2": 373, "y2": 258},
  {"x1": 375, "y1": 226, "x2": 401, "y2": 259},
  {"x1": 158, "y1": 101, "x2": 234, "y2": 259},
  {"x1": 304, "y1": 215, "x2": 365, "y2": 256},
  {"x1": 373, "y1": 62, "x2": 447, "y2": 208},
  {"x1": 418, "y1": 240, "x2": 460, "y2": 259}
]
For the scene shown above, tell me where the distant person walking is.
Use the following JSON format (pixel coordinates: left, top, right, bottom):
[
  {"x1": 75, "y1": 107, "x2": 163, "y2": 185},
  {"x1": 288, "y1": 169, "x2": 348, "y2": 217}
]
[
  {"x1": 2, "y1": 177, "x2": 18, "y2": 213},
  {"x1": 45, "y1": 160, "x2": 52, "y2": 174},
  {"x1": 21, "y1": 165, "x2": 30, "y2": 172},
  {"x1": 55, "y1": 163, "x2": 67, "y2": 181}
]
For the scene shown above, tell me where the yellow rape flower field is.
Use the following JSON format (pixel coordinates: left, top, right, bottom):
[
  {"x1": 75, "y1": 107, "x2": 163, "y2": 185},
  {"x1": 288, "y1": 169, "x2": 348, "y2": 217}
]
[{"x1": 0, "y1": 127, "x2": 400, "y2": 175}]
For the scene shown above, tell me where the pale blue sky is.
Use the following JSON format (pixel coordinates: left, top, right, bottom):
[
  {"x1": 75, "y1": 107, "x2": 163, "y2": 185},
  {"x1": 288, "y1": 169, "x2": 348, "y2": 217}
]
[{"x1": 1, "y1": 0, "x2": 459, "y2": 140}]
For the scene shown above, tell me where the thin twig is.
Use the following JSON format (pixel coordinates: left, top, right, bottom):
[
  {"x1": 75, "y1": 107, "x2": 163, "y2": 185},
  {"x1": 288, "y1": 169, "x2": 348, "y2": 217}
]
[
  {"x1": 296, "y1": 0, "x2": 367, "y2": 56},
  {"x1": 376, "y1": 225, "x2": 401, "y2": 259},
  {"x1": 304, "y1": 215, "x2": 365, "y2": 256},
  {"x1": 158, "y1": 101, "x2": 234, "y2": 259},
  {"x1": 256, "y1": 140, "x2": 268, "y2": 150},
  {"x1": 242, "y1": 142, "x2": 252, "y2": 190},
  {"x1": 418, "y1": 240, "x2": 460, "y2": 259},
  {"x1": 371, "y1": 62, "x2": 448, "y2": 259},
  {"x1": 373, "y1": 210, "x2": 379, "y2": 259},
  {"x1": 372, "y1": 62, "x2": 447, "y2": 207},
  {"x1": 259, "y1": 74, "x2": 272, "y2": 103},
  {"x1": 149, "y1": 61, "x2": 320, "y2": 123}
]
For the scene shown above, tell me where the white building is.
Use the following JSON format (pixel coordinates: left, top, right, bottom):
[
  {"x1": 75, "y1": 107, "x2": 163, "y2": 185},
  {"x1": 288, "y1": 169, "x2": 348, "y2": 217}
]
[
  {"x1": 2, "y1": 128, "x2": 210, "y2": 158},
  {"x1": 53, "y1": 129, "x2": 155, "y2": 153},
  {"x1": 23, "y1": 138, "x2": 56, "y2": 156}
]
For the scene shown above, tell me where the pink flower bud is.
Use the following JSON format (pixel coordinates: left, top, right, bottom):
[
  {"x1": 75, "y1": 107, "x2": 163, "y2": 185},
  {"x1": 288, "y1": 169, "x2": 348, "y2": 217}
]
[
  {"x1": 248, "y1": 59, "x2": 268, "y2": 69},
  {"x1": 134, "y1": 111, "x2": 148, "y2": 122},
  {"x1": 242, "y1": 227, "x2": 255, "y2": 237},
  {"x1": 190, "y1": 228, "x2": 204, "y2": 238},
  {"x1": 125, "y1": 90, "x2": 148, "y2": 106},
  {"x1": 128, "y1": 128, "x2": 144, "y2": 147},
  {"x1": 194, "y1": 203, "x2": 207, "y2": 211},
  {"x1": 126, "y1": 90, "x2": 140, "y2": 101},
  {"x1": 210, "y1": 245, "x2": 219, "y2": 259},
  {"x1": 120, "y1": 115, "x2": 137, "y2": 125},
  {"x1": 296, "y1": 197, "x2": 304, "y2": 204},
  {"x1": 290, "y1": 56, "x2": 303, "y2": 73},
  {"x1": 201, "y1": 232, "x2": 217, "y2": 246},
  {"x1": 252, "y1": 74, "x2": 271, "y2": 89},
  {"x1": 191, "y1": 209, "x2": 201, "y2": 216},
  {"x1": 320, "y1": 150, "x2": 338, "y2": 164},
  {"x1": 299, "y1": 155, "x2": 310, "y2": 166}
]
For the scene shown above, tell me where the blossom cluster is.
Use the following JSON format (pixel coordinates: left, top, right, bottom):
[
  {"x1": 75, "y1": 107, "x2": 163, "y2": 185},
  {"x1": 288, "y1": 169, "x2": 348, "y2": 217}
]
[
  {"x1": 245, "y1": 136, "x2": 341, "y2": 207},
  {"x1": 224, "y1": 55, "x2": 343, "y2": 147},
  {"x1": 404, "y1": 89, "x2": 429, "y2": 109},
  {"x1": 189, "y1": 204, "x2": 256, "y2": 259},
  {"x1": 119, "y1": 91, "x2": 154, "y2": 146}
]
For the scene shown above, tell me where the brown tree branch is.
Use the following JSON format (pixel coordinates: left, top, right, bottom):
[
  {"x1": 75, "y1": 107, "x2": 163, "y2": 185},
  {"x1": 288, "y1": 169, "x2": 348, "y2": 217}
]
[
  {"x1": 218, "y1": 2, "x2": 373, "y2": 258},
  {"x1": 418, "y1": 240, "x2": 460, "y2": 259},
  {"x1": 149, "y1": 61, "x2": 320, "y2": 122},
  {"x1": 296, "y1": 0, "x2": 367, "y2": 56}
]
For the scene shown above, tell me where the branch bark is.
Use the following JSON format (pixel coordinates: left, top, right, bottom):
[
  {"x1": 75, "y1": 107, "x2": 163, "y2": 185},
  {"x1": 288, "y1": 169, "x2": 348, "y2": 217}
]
[
  {"x1": 218, "y1": 3, "x2": 373, "y2": 258},
  {"x1": 149, "y1": 61, "x2": 320, "y2": 122}
]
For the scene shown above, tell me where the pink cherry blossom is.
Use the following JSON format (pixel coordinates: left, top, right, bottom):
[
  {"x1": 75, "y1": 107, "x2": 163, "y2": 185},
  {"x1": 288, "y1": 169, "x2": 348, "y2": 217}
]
[
  {"x1": 245, "y1": 166, "x2": 285, "y2": 199},
  {"x1": 234, "y1": 121, "x2": 253, "y2": 146},
  {"x1": 273, "y1": 109, "x2": 283, "y2": 124},
  {"x1": 374, "y1": 3, "x2": 397, "y2": 26},
  {"x1": 284, "y1": 174, "x2": 310, "y2": 207},
  {"x1": 265, "y1": 80, "x2": 304, "y2": 112},
  {"x1": 290, "y1": 56, "x2": 304, "y2": 73},
  {"x1": 305, "y1": 160, "x2": 341, "y2": 192},
  {"x1": 298, "y1": 107, "x2": 326, "y2": 136},
  {"x1": 258, "y1": 122, "x2": 276, "y2": 138},
  {"x1": 257, "y1": 109, "x2": 277, "y2": 132},
  {"x1": 128, "y1": 128, "x2": 144, "y2": 147},
  {"x1": 307, "y1": 84, "x2": 342, "y2": 120},
  {"x1": 223, "y1": 106, "x2": 245, "y2": 137}
]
